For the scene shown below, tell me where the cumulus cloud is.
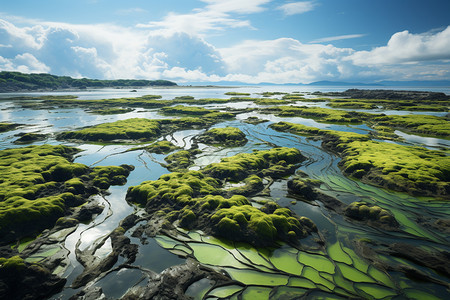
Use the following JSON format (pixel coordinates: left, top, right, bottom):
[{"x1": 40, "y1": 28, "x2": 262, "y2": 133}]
[
  {"x1": 277, "y1": 1, "x2": 316, "y2": 16},
  {"x1": 0, "y1": 15, "x2": 449, "y2": 84},
  {"x1": 349, "y1": 26, "x2": 450, "y2": 65}
]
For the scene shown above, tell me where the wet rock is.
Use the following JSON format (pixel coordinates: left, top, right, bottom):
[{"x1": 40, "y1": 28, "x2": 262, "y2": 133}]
[
  {"x1": 0, "y1": 256, "x2": 66, "y2": 300},
  {"x1": 69, "y1": 287, "x2": 106, "y2": 300},
  {"x1": 121, "y1": 259, "x2": 233, "y2": 300}
]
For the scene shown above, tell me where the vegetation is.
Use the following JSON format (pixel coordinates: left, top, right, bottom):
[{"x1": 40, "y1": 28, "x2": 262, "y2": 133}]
[
  {"x1": 126, "y1": 167, "x2": 316, "y2": 246},
  {"x1": 371, "y1": 114, "x2": 450, "y2": 138},
  {"x1": 0, "y1": 71, "x2": 176, "y2": 92},
  {"x1": 345, "y1": 202, "x2": 398, "y2": 227},
  {"x1": 196, "y1": 127, "x2": 248, "y2": 147},
  {"x1": 131, "y1": 140, "x2": 180, "y2": 154},
  {"x1": 58, "y1": 117, "x2": 229, "y2": 143},
  {"x1": 202, "y1": 147, "x2": 305, "y2": 181},
  {"x1": 87, "y1": 108, "x2": 134, "y2": 115},
  {"x1": 0, "y1": 122, "x2": 20, "y2": 133},
  {"x1": 0, "y1": 144, "x2": 133, "y2": 244},
  {"x1": 160, "y1": 105, "x2": 234, "y2": 119},
  {"x1": 270, "y1": 121, "x2": 449, "y2": 198},
  {"x1": 164, "y1": 149, "x2": 202, "y2": 171},
  {"x1": 225, "y1": 92, "x2": 251, "y2": 96},
  {"x1": 263, "y1": 106, "x2": 367, "y2": 123}
]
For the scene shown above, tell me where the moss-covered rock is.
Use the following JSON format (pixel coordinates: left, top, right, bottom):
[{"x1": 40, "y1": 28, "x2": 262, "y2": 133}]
[
  {"x1": 87, "y1": 107, "x2": 134, "y2": 115},
  {"x1": 243, "y1": 116, "x2": 268, "y2": 125},
  {"x1": 202, "y1": 147, "x2": 306, "y2": 181},
  {"x1": 0, "y1": 122, "x2": 20, "y2": 133},
  {"x1": 138, "y1": 140, "x2": 181, "y2": 154},
  {"x1": 271, "y1": 121, "x2": 449, "y2": 199},
  {"x1": 164, "y1": 149, "x2": 202, "y2": 172},
  {"x1": 345, "y1": 202, "x2": 399, "y2": 228},
  {"x1": 161, "y1": 105, "x2": 234, "y2": 119},
  {"x1": 196, "y1": 126, "x2": 248, "y2": 147},
  {"x1": 0, "y1": 145, "x2": 134, "y2": 245},
  {"x1": 13, "y1": 132, "x2": 47, "y2": 144},
  {"x1": 0, "y1": 255, "x2": 65, "y2": 299}
]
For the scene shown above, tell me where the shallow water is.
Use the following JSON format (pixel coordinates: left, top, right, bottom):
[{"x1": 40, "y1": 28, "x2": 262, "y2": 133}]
[{"x1": 1, "y1": 88, "x2": 448, "y2": 299}]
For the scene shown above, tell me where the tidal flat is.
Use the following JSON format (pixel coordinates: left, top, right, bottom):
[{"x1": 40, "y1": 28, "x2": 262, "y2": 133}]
[{"x1": 0, "y1": 88, "x2": 449, "y2": 299}]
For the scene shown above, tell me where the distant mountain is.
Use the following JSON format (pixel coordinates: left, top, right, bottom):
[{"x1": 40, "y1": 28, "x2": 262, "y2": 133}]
[
  {"x1": 307, "y1": 81, "x2": 382, "y2": 86},
  {"x1": 0, "y1": 71, "x2": 177, "y2": 92},
  {"x1": 378, "y1": 80, "x2": 450, "y2": 87}
]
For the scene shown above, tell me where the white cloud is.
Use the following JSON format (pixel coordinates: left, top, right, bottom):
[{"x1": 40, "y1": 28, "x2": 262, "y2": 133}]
[
  {"x1": 0, "y1": 16, "x2": 449, "y2": 84},
  {"x1": 349, "y1": 26, "x2": 450, "y2": 65},
  {"x1": 201, "y1": 0, "x2": 271, "y2": 14},
  {"x1": 310, "y1": 34, "x2": 366, "y2": 43},
  {"x1": 277, "y1": 1, "x2": 316, "y2": 16},
  {"x1": 0, "y1": 53, "x2": 50, "y2": 73}
]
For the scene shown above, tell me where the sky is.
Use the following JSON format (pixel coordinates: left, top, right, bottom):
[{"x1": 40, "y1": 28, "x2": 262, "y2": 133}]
[{"x1": 0, "y1": 0, "x2": 449, "y2": 84}]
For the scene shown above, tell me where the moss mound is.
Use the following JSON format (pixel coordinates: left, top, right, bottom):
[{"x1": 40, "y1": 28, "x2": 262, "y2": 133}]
[
  {"x1": 341, "y1": 140, "x2": 449, "y2": 197},
  {"x1": 196, "y1": 126, "x2": 248, "y2": 147},
  {"x1": 164, "y1": 149, "x2": 202, "y2": 171},
  {"x1": 161, "y1": 105, "x2": 234, "y2": 119},
  {"x1": 0, "y1": 144, "x2": 133, "y2": 244},
  {"x1": 0, "y1": 256, "x2": 65, "y2": 299},
  {"x1": 271, "y1": 121, "x2": 449, "y2": 198},
  {"x1": 126, "y1": 170, "x2": 315, "y2": 247},
  {"x1": 345, "y1": 202, "x2": 399, "y2": 228},
  {"x1": 58, "y1": 117, "x2": 233, "y2": 143},
  {"x1": 202, "y1": 147, "x2": 305, "y2": 181},
  {"x1": 0, "y1": 122, "x2": 20, "y2": 133}
]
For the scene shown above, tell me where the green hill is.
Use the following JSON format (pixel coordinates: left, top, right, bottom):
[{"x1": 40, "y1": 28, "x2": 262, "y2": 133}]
[{"x1": 0, "y1": 71, "x2": 177, "y2": 92}]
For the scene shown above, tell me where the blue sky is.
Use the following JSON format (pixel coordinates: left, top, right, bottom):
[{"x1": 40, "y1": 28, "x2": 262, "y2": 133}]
[{"x1": 0, "y1": 0, "x2": 449, "y2": 83}]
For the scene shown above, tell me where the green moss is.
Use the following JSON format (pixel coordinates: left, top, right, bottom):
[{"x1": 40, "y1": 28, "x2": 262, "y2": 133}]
[
  {"x1": 327, "y1": 101, "x2": 377, "y2": 110},
  {"x1": 372, "y1": 114, "x2": 449, "y2": 138},
  {"x1": 254, "y1": 98, "x2": 290, "y2": 105},
  {"x1": 341, "y1": 140, "x2": 449, "y2": 197},
  {"x1": 271, "y1": 121, "x2": 449, "y2": 198},
  {"x1": 126, "y1": 170, "x2": 220, "y2": 205},
  {"x1": 0, "y1": 255, "x2": 25, "y2": 270},
  {"x1": 0, "y1": 122, "x2": 20, "y2": 133},
  {"x1": 196, "y1": 126, "x2": 248, "y2": 147},
  {"x1": 0, "y1": 145, "x2": 133, "y2": 244},
  {"x1": 203, "y1": 147, "x2": 305, "y2": 181},
  {"x1": 264, "y1": 106, "x2": 367, "y2": 123},
  {"x1": 87, "y1": 107, "x2": 134, "y2": 115},
  {"x1": 161, "y1": 105, "x2": 234, "y2": 119},
  {"x1": 164, "y1": 149, "x2": 202, "y2": 171},
  {"x1": 345, "y1": 202, "x2": 398, "y2": 227},
  {"x1": 58, "y1": 118, "x2": 161, "y2": 142},
  {"x1": 225, "y1": 92, "x2": 251, "y2": 96}
]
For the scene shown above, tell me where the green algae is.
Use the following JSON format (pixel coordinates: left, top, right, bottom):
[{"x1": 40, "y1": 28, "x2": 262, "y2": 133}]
[
  {"x1": 189, "y1": 243, "x2": 249, "y2": 268},
  {"x1": 270, "y1": 249, "x2": 303, "y2": 275},
  {"x1": 287, "y1": 277, "x2": 316, "y2": 289},
  {"x1": 327, "y1": 242, "x2": 353, "y2": 265},
  {"x1": 337, "y1": 262, "x2": 375, "y2": 283},
  {"x1": 225, "y1": 92, "x2": 251, "y2": 96},
  {"x1": 224, "y1": 268, "x2": 289, "y2": 286},
  {"x1": 131, "y1": 140, "x2": 180, "y2": 154},
  {"x1": 196, "y1": 126, "x2": 248, "y2": 147},
  {"x1": 354, "y1": 283, "x2": 397, "y2": 299},
  {"x1": 240, "y1": 286, "x2": 272, "y2": 299},
  {"x1": 208, "y1": 285, "x2": 243, "y2": 298},
  {"x1": 298, "y1": 251, "x2": 335, "y2": 274},
  {"x1": 368, "y1": 266, "x2": 395, "y2": 288},
  {"x1": 235, "y1": 243, "x2": 273, "y2": 269},
  {"x1": 302, "y1": 266, "x2": 335, "y2": 291}
]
